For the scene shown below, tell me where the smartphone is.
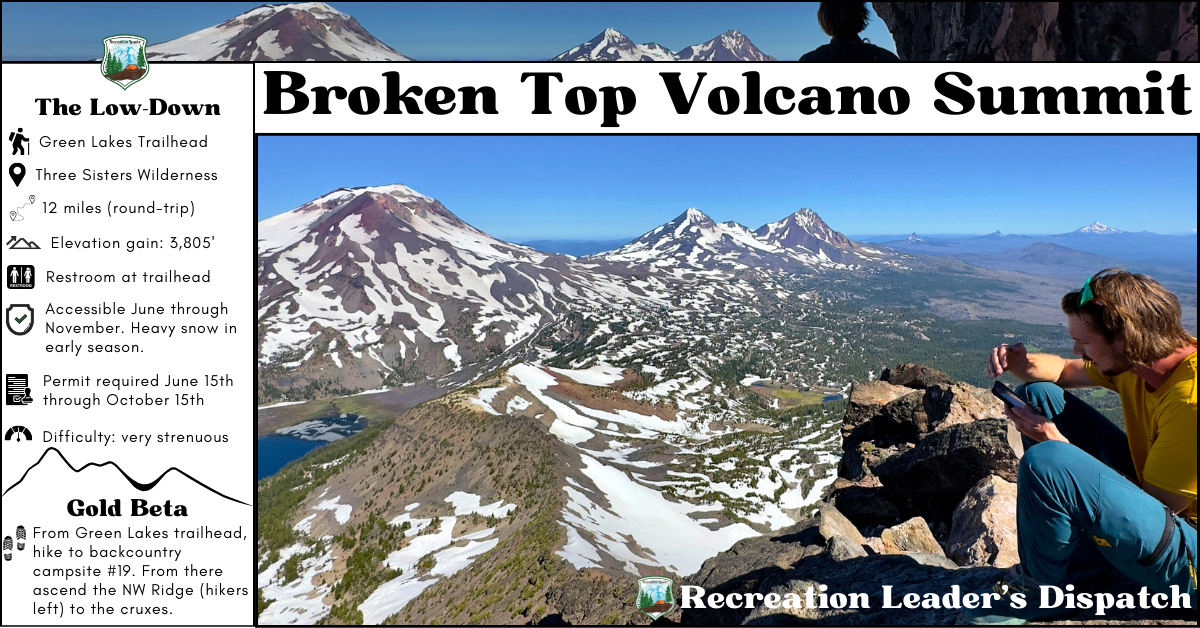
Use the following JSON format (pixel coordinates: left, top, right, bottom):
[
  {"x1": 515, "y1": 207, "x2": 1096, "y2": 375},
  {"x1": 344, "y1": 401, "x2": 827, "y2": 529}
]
[{"x1": 991, "y1": 381, "x2": 1033, "y2": 412}]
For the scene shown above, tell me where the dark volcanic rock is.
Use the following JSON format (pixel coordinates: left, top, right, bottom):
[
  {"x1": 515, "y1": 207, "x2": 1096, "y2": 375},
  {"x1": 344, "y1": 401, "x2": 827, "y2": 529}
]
[
  {"x1": 880, "y1": 390, "x2": 931, "y2": 442},
  {"x1": 873, "y1": 2, "x2": 1198, "y2": 62},
  {"x1": 684, "y1": 522, "x2": 825, "y2": 626},
  {"x1": 839, "y1": 381, "x2": 912, "y2": 479},
  {"x1": 881, "y1": 363, "x2": 956, "y2": 389},
  {"x1": 843, "y1": 380, "x2": 911, "y2": 430},
  {"x1": 840, "y1": 441, "x2": 913, "y2": 483},
  {"x1": 876, "y1": 419, "x2": 1024, "y2": 524},
  {"x1": 830, "y1": 484, "x2": 903, "y2": 528}
]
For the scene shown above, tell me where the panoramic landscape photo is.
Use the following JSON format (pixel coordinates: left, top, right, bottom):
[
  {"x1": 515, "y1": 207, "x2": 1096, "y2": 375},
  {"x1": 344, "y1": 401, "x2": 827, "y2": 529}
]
[{"x1": 254, "y1": 136, "x2": 1196, "y2": 625}]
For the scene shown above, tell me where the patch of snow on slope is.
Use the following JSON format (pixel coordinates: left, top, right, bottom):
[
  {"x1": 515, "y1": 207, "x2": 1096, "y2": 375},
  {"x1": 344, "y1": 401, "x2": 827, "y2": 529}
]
[
  {"x1": 561, "y1": 454, "x2": 758, "y2": 576},
  {"x1": 313, "y1": 495, "x2": 353, "y2": 524},
  {"x1": 258, "y1": 542, "x2": 335, "y2": 624},
  {"x1": 510, "y1": 363, "x2": 597, "y2": 445},
  {"x1": 362, "y1": 494, "x2": 516, "y2": 622},
  {"x1": 444, "y1": 491, "x2": 517, "y2": 518},
  {"x1": 548, "y1": 363, "x2": 625, "y2": 386}
]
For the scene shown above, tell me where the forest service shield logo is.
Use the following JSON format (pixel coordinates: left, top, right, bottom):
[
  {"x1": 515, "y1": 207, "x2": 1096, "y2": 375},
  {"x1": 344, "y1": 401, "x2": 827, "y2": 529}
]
[
  {"x1": 101, "y1": 35, "x2": 148, "y2": 89},
  {"x1": 635, "y1": 576, "x2": 675, "y2": 620}
]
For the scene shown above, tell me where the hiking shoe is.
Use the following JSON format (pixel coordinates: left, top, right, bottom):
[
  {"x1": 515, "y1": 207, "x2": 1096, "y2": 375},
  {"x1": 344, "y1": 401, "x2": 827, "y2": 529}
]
[{"x1": 964, "y1": 565, "x2": 1077, "y2": 626}]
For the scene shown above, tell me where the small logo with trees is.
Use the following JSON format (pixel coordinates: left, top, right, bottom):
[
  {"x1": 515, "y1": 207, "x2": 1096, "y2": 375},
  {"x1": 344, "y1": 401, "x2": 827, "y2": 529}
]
[
  {"x1": 101, "y1": 35, "x2": 148, "y2": 89},
  {"x1": 635, "y1": 576, "x2": 676, "y2": 620}
]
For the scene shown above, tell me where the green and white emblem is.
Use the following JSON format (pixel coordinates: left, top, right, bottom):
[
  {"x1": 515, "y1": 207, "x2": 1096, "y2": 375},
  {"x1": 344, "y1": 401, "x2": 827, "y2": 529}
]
[
  {"x1": 635, "y1": 576, "x2": 675, "y2": 620},
  {"x1": 101, "y1": 35, "x2": 148, "y2": 90}
]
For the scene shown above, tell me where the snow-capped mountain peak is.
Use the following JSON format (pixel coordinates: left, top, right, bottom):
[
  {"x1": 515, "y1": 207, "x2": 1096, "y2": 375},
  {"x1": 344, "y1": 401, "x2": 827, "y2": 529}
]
[
  {"x1": 677, "y1": 29, "x2": 777, "y2": 61},
  {"x1": 754, "y1": 209, "x2": 860, "y2": 263},
  {"x1": 599, "y1": 206, "x2": 874, "y2": 271},
  {"x1": 551, "y1": 28, "x2": 677, "y2": 61},
  {"x1": 552, "y1": 28, "x2": 775, "y2": 61},
  {"x1": 147, "y1": 2, "x2": 410, "y2": 61},
  {"x1": 1075, "y1": 222, "x2": 1123, "y2": 234}
]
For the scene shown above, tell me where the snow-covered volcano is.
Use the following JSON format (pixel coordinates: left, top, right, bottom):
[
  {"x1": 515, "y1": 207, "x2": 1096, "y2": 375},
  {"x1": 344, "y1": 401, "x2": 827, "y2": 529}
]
[
  {"x1": 756, "y1": 209, "x2": 868, "y2": 264},
  {"x1": 551, "y1": 28, "x2": 677, "y2": 61},
  {"x1": 257, "y1": 185, "x2": 665, "y2": 395},
  {"x1": 147, "y1": 2, "x2": 410, "y2": 61},
  {"x1": 600, "y1": 208, "x2": 780, "y2": 269},
  {"x1": 677, "y1": 29, "x2": 777, "y2": 61},
  {"x1": 600, "y1": 207, "x2": 876, "y2": 270},
  {"x1": 1073, "y1": 222, "x2": 1123, "y2": 234}
]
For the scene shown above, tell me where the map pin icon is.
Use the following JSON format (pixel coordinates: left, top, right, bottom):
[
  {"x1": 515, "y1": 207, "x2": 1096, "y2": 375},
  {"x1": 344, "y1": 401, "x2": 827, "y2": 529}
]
[{"x1": 8, "y1": 163, "x2": 24, "y2": 187}]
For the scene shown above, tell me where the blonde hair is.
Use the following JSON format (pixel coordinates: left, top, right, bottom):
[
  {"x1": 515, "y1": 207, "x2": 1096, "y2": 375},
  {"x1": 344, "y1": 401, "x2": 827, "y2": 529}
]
[{"x1": 1061, "y1": 268, "x2": 1193, "y2": 366}]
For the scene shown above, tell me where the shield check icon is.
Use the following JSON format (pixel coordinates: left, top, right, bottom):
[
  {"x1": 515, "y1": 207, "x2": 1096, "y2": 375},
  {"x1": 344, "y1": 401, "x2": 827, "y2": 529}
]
[{"x1": 6, "y1": 304, "x2": 33, "y2": 335}]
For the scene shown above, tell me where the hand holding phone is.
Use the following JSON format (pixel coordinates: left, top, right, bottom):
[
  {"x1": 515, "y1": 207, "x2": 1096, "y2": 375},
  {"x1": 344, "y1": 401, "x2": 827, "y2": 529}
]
[{"x1": 991, "y1": 381, "x2": 1033, "y2": 412}]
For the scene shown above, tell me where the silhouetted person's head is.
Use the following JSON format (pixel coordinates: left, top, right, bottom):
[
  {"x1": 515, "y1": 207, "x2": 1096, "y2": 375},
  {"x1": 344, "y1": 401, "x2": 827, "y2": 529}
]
[{"x1": 817, "y1": 2, "x2": 870, "y2": 38}]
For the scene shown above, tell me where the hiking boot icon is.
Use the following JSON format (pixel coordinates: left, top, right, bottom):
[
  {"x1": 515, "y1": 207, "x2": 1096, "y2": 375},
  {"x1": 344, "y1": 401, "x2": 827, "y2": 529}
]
[
  {"x1": 16, "y1": 525, "x2": 26, "y2": 551},
  {"x1": 3, "y1": 535, "x2": 11, "y2": 561}
]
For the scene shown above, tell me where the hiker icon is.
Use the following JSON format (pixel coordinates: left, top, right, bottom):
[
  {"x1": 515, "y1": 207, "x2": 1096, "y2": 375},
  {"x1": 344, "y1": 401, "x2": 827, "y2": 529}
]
[
  {"x1": 4, "y1": 425, "x2": 33, "y2": 441},
  {"x1": 9, "y1": 128, "x2": 29, "y2": 155}
]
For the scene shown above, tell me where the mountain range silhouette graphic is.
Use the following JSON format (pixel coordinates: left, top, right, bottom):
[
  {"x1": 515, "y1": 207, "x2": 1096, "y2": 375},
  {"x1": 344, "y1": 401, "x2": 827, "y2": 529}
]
[{"x1": 2, "y1": 447, "x2": 248, "y2": 506}]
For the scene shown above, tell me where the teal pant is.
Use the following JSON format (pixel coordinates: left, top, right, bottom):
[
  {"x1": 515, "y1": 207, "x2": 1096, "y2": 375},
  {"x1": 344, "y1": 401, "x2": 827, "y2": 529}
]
[{"x1": 1015, "y1": 382, "x2": 1196, "y2": 597}]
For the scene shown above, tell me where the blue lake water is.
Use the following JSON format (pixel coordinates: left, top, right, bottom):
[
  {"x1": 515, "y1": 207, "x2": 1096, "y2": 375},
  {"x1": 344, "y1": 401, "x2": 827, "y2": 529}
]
[
  {"x1": 258, "y1": 436, "x2": 326, "y2": 480},
  {"x1": 257, "y1": 414, "x2": 367, "y2": 480}
]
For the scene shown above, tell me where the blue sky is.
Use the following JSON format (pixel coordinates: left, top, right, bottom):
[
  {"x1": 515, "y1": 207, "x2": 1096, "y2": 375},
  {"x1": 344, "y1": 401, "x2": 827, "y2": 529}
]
[
  {"x1": 1, "y1": 2, "x2": 893, "y2": 61},
  {"x1": 257, "y1": 136, "x2": 1198, "y2": 241}
]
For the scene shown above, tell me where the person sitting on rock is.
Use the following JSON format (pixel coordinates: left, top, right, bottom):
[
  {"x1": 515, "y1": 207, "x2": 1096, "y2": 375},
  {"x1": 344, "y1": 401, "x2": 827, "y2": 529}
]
[
  {"x1": 799, "y1": 2, "x2": 900, "y2": 62},
  {"x1": 968, "y1": 268, "x2": 1196, "y2": 625}
]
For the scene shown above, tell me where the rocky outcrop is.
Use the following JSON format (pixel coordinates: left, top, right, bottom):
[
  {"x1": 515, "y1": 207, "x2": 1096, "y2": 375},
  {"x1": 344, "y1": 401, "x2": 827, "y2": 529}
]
[
  {"x1": 875, "y1": 418, "x2": 1024, "y2": 524},
  {"x1": 872, "y1": 2, "x2": 1198, "y2": 62},
  {"x1": 828, "y1": 475, "x2": 903, "y2": 527},
  {"x1": 946, "y1": 475, "x2": 1020, "y2": 568},
  {"x1": 880, "y1": 516, "x2": 945, "y2": 556},
  {"x1": 817, "y1": 503, "x2": 869, "y2": 561},
  {"x1": 835, "y1": 368, "x2": 1015, "y2": 526},
  {"x1": 881, "y1": 363, "x2": 956, "y2": 389},
  {"x1": 678, "y1": 364, "x2": 1195, "y2": 625}
]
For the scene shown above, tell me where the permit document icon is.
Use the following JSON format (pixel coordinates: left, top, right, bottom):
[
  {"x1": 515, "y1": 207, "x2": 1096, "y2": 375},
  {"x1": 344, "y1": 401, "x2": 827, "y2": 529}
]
[
  {"x1": 636, "y1": 576, "x2": 676, "y2": 620},
  {"x1": 101, "y1": 35, "x2": 148, "y2": 89}
]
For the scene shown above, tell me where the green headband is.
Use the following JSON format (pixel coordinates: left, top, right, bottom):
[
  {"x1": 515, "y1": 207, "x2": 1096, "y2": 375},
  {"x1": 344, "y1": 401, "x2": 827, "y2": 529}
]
[{"x1": 1079, "y1": 277, "x2": 1095, "y2": 306}]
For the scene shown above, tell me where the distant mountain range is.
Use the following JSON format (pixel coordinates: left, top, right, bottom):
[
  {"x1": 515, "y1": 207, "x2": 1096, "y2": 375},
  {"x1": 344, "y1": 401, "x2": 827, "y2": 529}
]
[
  {"x1": 551, "y1": 28, "x2": 776, "y2": 61},
  {"x1": 521, "y1": 238, "x2": 633, "y2": 256},
  {"x1": 867, "y1": 223, "x2": 1197, "y2": 273}
]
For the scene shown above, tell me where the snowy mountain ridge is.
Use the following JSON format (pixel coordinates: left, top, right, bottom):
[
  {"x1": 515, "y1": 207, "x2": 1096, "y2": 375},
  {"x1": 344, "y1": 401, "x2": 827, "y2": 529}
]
[
  {"x1": 552, "y1": 28, "x2": 777, "y2": 61},
  {"x1": 550, "y1": 28, "x2": 677, "y2": 62},
  {"x1": 257, "y1": 184, "x2": 670, "y2": 397},
  {"x1": 146, "y1": 2, "x2": 411, "y2": 61},
  {"x1": 599, "y1": 207, "x2": 880, "y2": 271}
]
